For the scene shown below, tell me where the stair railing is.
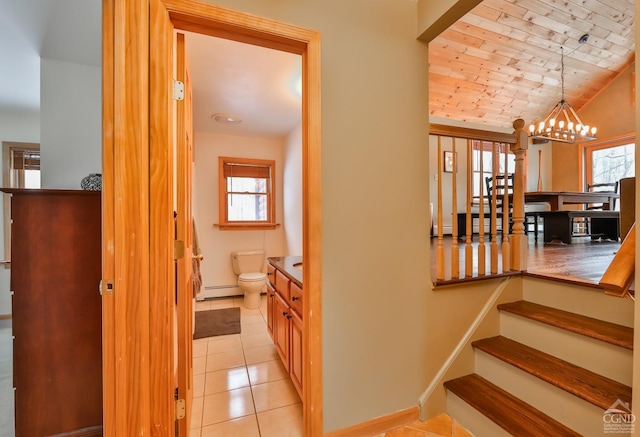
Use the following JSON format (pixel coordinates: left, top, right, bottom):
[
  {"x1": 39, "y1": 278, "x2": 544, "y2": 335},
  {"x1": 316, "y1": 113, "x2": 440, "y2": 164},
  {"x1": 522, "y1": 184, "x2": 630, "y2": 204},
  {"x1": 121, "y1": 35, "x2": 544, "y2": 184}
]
[
  {"x1": 432, "y1": 119, "x2": 528, "y2": 282},
  {"x1": 600, "y1": 222, "x2": 635, "y2": 299}
]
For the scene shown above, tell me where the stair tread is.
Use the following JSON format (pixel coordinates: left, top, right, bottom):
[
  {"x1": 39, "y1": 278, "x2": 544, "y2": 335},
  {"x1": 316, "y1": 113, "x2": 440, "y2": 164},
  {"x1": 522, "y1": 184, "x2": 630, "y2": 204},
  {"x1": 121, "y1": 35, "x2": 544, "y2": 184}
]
[
  {"x1": 473, "y1": 336, "x2": 632, "y2": 410},
  {"x1": 498, "y1": 300, "x2": 633, "y2": 350},
  {"x1": 444, "y1": 373, "x2": 581, "y2": 437}
]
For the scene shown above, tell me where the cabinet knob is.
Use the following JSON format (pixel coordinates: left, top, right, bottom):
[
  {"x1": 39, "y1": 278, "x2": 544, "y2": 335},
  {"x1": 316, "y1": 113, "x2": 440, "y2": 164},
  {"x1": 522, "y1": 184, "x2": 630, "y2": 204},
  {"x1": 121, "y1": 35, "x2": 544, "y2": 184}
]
[
  {"x1": 292, "y1": 296, "x2": 298, "y2": 301},
  {"x1": 269, "y1": 293, "x2": 274, "y2": 297},
  {"x1": 282, "y1": 311, "x2": 288, "y2": 316},
  {"x1": 286, "y1": 314, "x2": 292, "y2": 320}
]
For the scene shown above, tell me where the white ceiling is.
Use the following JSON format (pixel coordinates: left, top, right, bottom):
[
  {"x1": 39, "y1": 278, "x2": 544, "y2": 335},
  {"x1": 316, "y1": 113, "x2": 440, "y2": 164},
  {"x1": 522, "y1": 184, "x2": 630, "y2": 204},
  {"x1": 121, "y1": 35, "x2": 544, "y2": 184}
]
[{"x1": 0, "y1": 0, "x2": 302, "y2": 138}]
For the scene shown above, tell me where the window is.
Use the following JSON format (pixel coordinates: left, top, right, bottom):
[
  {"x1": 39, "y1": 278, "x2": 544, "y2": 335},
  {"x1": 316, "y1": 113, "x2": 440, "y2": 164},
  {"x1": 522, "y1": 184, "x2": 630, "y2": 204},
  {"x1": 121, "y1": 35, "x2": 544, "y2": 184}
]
[
  {"x1": 2, "y1": 142, "x2": 41, "y2": 263},
  {"x1": 584, "y1": 135, "x2": 635, "y2": 190},
  {"x1": 217, "y1": 156, "x2": 276, "y2": 230},
  {"x1": 471, "y1": 141, "x2": 515, "y2": 202}
]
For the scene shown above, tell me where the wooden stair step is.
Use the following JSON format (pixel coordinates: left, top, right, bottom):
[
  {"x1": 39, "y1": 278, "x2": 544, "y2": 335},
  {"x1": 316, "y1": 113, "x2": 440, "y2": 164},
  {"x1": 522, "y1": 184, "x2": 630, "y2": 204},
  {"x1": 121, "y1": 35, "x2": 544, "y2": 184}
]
[
  {"x1": 498, "y1": 300, "x2": 633, "y2": 350},
  {"x1": 444, "y1": 373, "x2": 581, "y2": 437},
  {"x1": 473, "y1": 336, "x2": 632, "y2": 410}
]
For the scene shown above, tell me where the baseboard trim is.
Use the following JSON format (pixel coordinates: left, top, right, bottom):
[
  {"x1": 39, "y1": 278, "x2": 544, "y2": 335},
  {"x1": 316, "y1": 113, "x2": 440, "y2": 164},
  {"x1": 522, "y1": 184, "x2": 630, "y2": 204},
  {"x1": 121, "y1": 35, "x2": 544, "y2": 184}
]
[{"x1": 324, "y1": 406, "x2": 419, "y2": 437}]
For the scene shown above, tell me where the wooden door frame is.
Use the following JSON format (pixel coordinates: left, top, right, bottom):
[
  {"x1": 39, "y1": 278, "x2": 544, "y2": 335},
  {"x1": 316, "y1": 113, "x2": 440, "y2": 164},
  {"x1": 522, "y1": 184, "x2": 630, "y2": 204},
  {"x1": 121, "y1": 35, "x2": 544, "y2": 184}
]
[{"x1": 102, "y1": 0, "x2": 322, "y2": 434}]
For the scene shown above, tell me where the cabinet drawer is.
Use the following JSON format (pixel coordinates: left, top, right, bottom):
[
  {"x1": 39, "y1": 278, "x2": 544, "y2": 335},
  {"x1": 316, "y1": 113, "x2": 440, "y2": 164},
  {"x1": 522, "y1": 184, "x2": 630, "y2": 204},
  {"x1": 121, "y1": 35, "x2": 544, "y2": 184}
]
[
  {"x1": 289, "y1": 281, "x2": 303, "y2": 316},
  {"x1": 267, "y1": 263, "x2": 276, "y2": 287},
  {"x1": 275, "y1": 269, "x2": 290, "y2": 301}
]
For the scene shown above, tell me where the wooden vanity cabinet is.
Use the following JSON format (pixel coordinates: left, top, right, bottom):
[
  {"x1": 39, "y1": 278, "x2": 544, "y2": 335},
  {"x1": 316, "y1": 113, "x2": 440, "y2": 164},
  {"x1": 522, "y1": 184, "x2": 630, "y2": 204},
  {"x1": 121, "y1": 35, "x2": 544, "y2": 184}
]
[{"x1": 267, "y1": 259, "x2": 303, "y2": 398}]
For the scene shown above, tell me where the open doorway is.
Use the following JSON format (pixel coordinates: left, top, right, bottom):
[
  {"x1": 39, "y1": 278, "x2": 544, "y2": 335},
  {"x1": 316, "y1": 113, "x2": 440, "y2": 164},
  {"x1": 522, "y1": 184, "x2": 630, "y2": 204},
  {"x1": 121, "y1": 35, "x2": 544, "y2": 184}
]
[{"x1": 183, "y1": 32, "x2": 305, "y2": 433}]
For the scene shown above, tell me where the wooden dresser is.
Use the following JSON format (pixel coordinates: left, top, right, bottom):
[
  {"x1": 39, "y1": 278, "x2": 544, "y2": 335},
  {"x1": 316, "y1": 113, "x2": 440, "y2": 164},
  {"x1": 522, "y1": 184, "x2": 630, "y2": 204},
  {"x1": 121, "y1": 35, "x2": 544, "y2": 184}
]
[{"x1": 3, "y1": 189, "x2": 103, "y2": 437}]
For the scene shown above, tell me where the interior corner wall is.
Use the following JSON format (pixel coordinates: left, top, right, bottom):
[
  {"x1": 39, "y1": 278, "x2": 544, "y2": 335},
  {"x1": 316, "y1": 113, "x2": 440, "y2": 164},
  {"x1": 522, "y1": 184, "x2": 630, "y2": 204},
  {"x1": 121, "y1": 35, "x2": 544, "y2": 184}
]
[
  {"x1": 40, "y1": 58, "x2": 101, "y2": 189},
  {"x1": 200, "y1": 0, "x2": 431, "y2": 432},
  {"x1": 0, "y1": 111, "x2": 40, "y2": 316},
  {"x1": 283, "y1": 123, "x2": 303, "y2": 256},
  {"x1": 552, "y1": 63, "x2": 636, "y2": 191}
]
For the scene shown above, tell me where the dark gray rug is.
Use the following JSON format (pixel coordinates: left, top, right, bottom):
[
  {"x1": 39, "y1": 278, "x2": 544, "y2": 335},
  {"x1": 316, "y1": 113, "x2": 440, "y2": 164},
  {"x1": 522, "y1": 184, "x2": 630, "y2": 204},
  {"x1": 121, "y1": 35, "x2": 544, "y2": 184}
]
[{"x1": 193, "y1": 307, "x2": 241, "y2": 339}]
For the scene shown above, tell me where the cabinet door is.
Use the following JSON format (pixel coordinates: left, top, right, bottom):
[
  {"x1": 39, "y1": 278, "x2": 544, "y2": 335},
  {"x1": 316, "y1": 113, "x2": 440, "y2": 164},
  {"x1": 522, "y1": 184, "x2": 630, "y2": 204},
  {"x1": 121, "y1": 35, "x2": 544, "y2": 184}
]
[
  {"x1": 266, "y1": 283, "x2": 276, "y2": 339},
  {"x1": 273, "y1": 293, "x2": 290, "y2": 371},
  {"x1": 289, "y1": 309, "x2": 303, "y2": 399}
]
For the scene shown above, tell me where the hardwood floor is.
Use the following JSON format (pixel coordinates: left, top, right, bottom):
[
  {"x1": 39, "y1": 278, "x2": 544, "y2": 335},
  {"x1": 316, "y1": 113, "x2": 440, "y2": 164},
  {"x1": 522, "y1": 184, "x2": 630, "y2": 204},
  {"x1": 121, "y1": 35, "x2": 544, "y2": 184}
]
[{"x1": 432, "y1": 233, "x2": 624, "y2": 288}]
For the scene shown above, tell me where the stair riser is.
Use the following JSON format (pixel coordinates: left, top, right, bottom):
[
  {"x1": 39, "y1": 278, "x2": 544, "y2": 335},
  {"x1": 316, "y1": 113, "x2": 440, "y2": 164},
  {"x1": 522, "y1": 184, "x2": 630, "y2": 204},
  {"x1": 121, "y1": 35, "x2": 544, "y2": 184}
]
[
  {"x1": 446, "y1": 392, "x2": 512, "y2": 437},
  {"x1": 500, "y1": 312, "x2": 633, "y2": 386},
  {"x1": 522, "y1": 278, "x2": 634, "y2": 328},
  {"x1": 475, "y1": 350, "x2": 627, "y2": 437}
]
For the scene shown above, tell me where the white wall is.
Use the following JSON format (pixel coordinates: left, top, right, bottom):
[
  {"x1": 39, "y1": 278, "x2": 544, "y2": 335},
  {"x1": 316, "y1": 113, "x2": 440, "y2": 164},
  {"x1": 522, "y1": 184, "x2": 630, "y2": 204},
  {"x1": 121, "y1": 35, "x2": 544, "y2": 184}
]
[
  {"x1": 40, "y1": 58, "x2": 101, "y2": 189},
  {"x1": 0, "y1": 111, "x2": 40, "y2": 316},
  {"x1": 193, "y1": 132, "x2": 287, "y2": 297},
  {"x1": 283, "y1": 122, "x2": 303, "y2": 255}
]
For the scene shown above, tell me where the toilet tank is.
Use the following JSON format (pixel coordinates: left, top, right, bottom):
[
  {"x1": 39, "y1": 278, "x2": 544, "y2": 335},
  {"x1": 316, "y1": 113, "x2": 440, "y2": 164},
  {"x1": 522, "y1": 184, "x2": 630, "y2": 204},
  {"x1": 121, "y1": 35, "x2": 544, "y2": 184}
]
[{"x1": 231, "y1": 250, "x2": 265, "y2": 275}]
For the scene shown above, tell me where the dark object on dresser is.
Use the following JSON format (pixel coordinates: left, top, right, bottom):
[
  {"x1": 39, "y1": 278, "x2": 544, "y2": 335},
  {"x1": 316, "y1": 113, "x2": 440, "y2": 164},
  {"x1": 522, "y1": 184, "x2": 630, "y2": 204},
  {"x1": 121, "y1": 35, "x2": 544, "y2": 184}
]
[{"x1": 3, "y1": 189, "x2": 103, "y2": 437}]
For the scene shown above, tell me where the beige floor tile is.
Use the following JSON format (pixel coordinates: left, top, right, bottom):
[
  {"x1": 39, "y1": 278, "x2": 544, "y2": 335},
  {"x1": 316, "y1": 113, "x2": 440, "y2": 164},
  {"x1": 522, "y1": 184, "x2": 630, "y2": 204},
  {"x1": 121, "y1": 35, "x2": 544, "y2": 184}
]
[
  {"x1": 240, "y1": 322, "x2": 268, "y2": 337},
  {"x1": 247, "y1": 359, "x2": 288, "y2": 386},
  {"x1": 209, "y1": 298, "x2": 236, "y2": 309},
  {"x1": 385, "y1": 428, "x2": 431, "y2": 436},
  {"x1": 240, "y1": 306, "x2": 263, "y2": 316},
  {"x1": 241, "y1": 332, "x2": 273, "y2": 349},
  {"x1": 206, "y1": 336, "x2": 243, "y2": 354},
  {"x1": 251, "y1": 378, "x2": 301, "y2": 413},
  {"x1": 193, "y1": 372, "x2": 205, "y2": 398},
  {"x1": 242, "y1": 313, "x2": 267, "y2": 326},
  {"x1": 201, "y1": 387, "x2": 255, "y2": 426},
  {"x1": 256, "y1": 403, "x2": 303, "y2": 437},
  {"x1": 204, "y1": 367, "x2": 250, "y2": 395},
  {"x1": 189, "y1": 428, "x2": 201, "y2": 437},
  {"x1": 244, "y1": 344, "x2": 279, "y2": 365},
  {"x1": 195, "y1": 300, "x2": 211, "y2": 311},
  {"x1": 193, "y1": 356, "x2": 207, "y2": 375},
  {"x1": 192, "y1": 340, "x2": 208, "y2": 358},
  {"x1": 205, "y1": 349, "x2": 245, "y2": 373},
  {"x1": 190, "y1": 396, "x2": 204, "y2": 429},
  {"x1": 208, "y1": 333, "x2": 240, "y2": 344},
  {"x1": 407, "y1": 414, "x2": 453, "y2": 435},
  {"x1": 200, "y1": 415, "x2": 260, "y2": 437},
  {"x1": 452, "y1": 420, "x2": 473, "y2": 437}
]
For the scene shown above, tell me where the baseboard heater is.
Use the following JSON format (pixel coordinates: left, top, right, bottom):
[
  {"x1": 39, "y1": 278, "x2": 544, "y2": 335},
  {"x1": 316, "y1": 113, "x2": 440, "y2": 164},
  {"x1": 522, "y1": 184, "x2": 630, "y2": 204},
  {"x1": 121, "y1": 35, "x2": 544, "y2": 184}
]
[{"x1": 198, "y1": 284, "x2": 241, "y2": 300}]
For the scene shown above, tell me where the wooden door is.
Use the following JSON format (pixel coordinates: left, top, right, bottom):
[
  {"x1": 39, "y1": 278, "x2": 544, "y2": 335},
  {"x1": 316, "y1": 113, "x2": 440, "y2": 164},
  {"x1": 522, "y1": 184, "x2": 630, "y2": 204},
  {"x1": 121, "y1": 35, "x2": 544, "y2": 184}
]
[{"x1": 175, "y1": 31, "x2": 195, "y2": 436}]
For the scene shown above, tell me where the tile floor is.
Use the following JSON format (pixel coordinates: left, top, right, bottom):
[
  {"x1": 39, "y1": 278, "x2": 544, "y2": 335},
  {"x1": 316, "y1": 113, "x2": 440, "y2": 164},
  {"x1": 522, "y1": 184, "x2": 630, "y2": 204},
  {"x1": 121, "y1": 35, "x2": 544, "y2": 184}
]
[{"x1": 191, "y1": 295, "x2": 303, "y2": 437}]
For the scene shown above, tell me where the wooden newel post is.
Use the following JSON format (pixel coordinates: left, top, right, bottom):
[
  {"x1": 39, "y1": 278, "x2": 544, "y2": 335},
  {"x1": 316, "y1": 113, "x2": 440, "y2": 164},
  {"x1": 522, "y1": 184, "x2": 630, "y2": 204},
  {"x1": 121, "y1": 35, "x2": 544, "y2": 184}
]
[{"x1": 510, "y1": 119, "x2": 528, "y2": 271}]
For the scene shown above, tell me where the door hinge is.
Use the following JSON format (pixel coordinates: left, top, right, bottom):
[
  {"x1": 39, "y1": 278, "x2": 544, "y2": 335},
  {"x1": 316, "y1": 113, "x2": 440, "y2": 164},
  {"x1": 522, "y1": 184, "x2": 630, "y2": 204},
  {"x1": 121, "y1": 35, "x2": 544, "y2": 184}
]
[
  {"x1": 175, "y1": 399, "x2": 186, "y2": 420},
  {"x1": 174, "y1": 240, "x2": 185, "y2": 260},
  {"x1": 173, "y1": 80, "x2": 185, "y2": 101},
  {"x1": 99, "y1": 279, "x2": 114, "y2": 296}
]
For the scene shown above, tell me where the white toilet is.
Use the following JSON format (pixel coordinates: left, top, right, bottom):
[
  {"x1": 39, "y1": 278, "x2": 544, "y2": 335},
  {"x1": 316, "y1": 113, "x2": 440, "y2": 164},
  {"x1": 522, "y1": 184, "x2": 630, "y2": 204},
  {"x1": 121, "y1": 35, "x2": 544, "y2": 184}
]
[{"x1": 231, "y1": 250, "x2": 267, "y2": 309}]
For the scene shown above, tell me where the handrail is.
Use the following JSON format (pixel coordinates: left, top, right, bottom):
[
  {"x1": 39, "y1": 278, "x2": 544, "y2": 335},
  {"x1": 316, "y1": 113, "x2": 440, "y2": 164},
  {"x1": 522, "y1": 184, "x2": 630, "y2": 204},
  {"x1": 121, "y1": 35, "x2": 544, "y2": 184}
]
[{"x1": 599, "y1": 222, "x2": 635, "y2": 298}]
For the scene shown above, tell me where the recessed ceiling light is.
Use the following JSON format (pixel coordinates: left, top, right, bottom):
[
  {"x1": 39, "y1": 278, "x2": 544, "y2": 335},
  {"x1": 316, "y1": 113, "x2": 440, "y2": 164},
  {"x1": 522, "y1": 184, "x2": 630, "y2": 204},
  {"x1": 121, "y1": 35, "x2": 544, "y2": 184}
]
[{"x1": 211, "y1": 113, "x2": 243, "y2": 124}]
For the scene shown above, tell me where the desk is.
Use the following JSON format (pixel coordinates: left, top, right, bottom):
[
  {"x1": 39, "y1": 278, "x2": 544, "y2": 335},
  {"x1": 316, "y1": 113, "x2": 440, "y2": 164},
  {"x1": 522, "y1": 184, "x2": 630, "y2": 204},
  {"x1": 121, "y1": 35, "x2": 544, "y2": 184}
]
[{"x1": 525, "y1": 191, "x2": 619, "y2": 210}]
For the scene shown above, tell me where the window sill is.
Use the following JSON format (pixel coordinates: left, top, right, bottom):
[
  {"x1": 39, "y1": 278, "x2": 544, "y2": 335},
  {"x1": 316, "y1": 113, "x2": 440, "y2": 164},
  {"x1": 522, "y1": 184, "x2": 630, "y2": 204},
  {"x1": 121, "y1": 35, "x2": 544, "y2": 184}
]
[{"x1": 214, "y1": 223, "x2": 280, "y2": 231}]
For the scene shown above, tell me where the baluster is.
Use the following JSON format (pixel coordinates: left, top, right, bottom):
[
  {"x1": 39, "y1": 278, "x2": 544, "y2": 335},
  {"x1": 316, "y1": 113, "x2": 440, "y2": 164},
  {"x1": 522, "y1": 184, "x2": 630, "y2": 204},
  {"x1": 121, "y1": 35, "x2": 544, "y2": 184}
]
[
  {"x1": 465, "y1": 139, "x2": 473, "y2": 277},
  {"x1": 477, "y1": 140, "x2": 486, "y2": 276},
  {"x1": 502, "y1": 146, "x2": 511, "y2": 272},
  {"x1": 451, "y1": 140, "x2": 459, "y2": 279},
  {"x1": 490, "y1": 142, "x2": 499, "y2": 274},
  {"x1": 436, "y1": 136, "x2": 445, "y2": 280}
]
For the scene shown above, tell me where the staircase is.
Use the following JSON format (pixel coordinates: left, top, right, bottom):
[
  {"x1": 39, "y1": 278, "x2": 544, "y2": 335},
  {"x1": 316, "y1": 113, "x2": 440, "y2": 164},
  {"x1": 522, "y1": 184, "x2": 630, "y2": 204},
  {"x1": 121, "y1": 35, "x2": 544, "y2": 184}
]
[{"x1": 444, "y1": 277, "x2": 634, "y2": 436}]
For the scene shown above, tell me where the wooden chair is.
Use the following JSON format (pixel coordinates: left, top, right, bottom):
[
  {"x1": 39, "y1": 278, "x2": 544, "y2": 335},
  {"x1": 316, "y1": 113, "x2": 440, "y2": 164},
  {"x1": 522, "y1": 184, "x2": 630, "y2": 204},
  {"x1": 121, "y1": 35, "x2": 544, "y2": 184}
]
[
  {"x1": 572, "y1": 181, "x2": 619, "y2": 236},
  {"x1": 485, "y1": 175, "x2": 539, "y2": 239}
]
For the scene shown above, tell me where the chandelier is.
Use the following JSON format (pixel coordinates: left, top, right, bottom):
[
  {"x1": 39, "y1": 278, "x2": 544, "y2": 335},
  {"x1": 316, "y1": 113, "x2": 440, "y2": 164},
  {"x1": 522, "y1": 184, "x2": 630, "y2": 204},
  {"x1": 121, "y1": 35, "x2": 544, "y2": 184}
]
[{"x1": 528, "y1": 35, "x2": 597, "y2": 144}]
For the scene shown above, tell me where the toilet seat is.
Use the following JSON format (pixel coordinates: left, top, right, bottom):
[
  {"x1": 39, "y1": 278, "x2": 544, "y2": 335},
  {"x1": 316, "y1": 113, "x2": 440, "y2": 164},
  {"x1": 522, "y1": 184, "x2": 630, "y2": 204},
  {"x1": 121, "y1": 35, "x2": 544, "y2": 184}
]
[{"x1": 239, "y1": 272, "x2": 267, "y2": 282}]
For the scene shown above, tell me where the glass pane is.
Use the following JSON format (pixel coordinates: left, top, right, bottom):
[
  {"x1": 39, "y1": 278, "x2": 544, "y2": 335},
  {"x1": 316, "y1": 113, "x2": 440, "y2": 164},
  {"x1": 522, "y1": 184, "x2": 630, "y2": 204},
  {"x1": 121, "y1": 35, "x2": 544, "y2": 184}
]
[
  {"x1": 227, "y1": 193, "x2": 268, "y2": 221},
  {"x1": 591, "y1": 144, "x2": 635, "y2": 185},
  {"x1": 24, "y1": 170, "x2": 40, "y2": 188},
  {"x1": 227, "y1": 176, "x2": 267, "y2": 193}
]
